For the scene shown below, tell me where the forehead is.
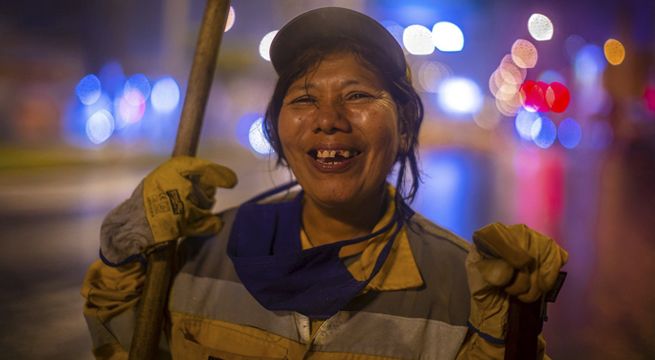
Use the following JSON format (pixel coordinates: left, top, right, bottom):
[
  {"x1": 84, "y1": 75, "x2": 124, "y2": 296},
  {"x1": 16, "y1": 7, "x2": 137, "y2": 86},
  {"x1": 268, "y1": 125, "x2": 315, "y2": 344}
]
[{"x1": 288, "y1": 52, "x2": 384, "y2": 90}]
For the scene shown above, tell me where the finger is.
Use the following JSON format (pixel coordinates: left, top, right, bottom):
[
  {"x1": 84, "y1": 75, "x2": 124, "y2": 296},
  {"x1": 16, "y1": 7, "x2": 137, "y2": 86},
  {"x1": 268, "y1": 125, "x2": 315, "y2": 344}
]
[
  {"x1": 186, "y1": 175, "x2": 216, "y2": 209},
  {"x1": 184, "y1": 216, "x2": 223, "y2": 237},
  {"x1": 473, "y1": 223, "x2": 534, "y2": 269},
  {"x1": 538, "y1": 246, "x2": 568, "y2": 292},
  {"x1": 504, "y1": 268, "x2": 530, "y2": 295},
  {"x1": 475, "y1": 258, "x2": 515, "y2": 287},
  {"x1": 517, "y1": 271, "x2": 541, "y2": 303},
  {"x1": 201, "y1": 163, "x2": 237, "y2": 189}
]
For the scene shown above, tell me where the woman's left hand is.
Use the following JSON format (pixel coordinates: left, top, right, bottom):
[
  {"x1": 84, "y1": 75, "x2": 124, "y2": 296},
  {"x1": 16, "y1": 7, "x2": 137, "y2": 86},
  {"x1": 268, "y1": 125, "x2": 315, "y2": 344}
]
[{"x1": 464, "y1": 223, "x2": 568, "y2": 353}]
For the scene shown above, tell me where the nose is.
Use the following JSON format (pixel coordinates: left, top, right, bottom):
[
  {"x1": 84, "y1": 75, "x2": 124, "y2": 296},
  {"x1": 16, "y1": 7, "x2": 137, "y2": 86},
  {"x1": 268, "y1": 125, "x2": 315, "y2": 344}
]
[{"x1": 313, "y1": 100, "x2": 351, "y2": 134}]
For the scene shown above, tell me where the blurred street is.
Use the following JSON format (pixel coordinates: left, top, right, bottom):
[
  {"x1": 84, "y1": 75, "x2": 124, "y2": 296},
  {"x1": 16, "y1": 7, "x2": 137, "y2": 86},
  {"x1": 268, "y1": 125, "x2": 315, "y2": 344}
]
[
  {"x1": 0, "y1": 165, "x2": 136, "y2": 359},
  {"x1": 0, "y1": 147, "x2": 290, "y2": 359}
]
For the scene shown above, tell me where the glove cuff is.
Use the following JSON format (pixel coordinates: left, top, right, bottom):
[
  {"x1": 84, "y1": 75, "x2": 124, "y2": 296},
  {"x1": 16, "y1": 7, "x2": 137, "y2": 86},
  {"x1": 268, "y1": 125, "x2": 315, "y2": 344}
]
[{"x1": 100, "y1": 182, "x2": 155, "y2": 264}]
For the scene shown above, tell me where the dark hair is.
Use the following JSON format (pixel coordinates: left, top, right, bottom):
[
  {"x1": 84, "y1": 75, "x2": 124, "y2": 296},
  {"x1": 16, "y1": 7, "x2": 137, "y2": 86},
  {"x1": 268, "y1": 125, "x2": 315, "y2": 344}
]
[{"x1": 263, "y1": 38, "x2": 424, "y2": 202}]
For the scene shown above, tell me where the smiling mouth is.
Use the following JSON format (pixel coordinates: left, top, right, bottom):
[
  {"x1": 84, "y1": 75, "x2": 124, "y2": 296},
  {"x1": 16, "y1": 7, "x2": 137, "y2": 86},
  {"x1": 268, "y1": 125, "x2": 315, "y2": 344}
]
[{"x1": 307, "y1": 149, "x2": 362, "y2": 165}]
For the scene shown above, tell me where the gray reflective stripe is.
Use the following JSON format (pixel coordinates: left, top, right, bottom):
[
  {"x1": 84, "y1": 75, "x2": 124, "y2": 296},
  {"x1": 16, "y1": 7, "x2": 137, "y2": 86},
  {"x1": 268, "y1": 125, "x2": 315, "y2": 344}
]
[
  {"x1": 169, "y1": 273, "x2": 300, "y2": 342},
  {"x1": 313, "y1": 311, "x2": 468, "y2": 360},
  {"x1": 84, "y1": 313, "x2": 126, "y2": 350}
]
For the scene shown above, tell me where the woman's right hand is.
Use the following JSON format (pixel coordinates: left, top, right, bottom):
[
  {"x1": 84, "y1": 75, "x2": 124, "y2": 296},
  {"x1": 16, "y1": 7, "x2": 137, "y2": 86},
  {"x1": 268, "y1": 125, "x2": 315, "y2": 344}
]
[{"x1": 100, "y1": 156, "x2": 237, "y2": 265}]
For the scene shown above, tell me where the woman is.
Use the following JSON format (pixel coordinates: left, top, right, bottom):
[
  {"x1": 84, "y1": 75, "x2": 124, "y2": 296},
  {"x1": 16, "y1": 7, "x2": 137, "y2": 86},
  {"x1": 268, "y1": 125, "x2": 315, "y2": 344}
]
[{"x1": 83, "y1": 7, "x2": 567, "y2": 359}]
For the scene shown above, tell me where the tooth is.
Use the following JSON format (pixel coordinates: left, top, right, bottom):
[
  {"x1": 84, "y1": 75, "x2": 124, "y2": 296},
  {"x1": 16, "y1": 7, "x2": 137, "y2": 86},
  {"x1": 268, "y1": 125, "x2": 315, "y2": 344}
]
[
  {"x1": 341, "y1": 150, "x2": 351, "y2": 158},
  {"x1": 329, "y1": 150, "x2": 336, "y2": 158}
]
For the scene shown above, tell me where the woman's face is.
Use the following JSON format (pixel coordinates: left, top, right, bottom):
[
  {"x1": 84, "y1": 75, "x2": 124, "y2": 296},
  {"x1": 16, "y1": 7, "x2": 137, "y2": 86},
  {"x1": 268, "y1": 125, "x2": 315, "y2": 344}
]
[{"x1": 278, "y1": 52, "x2": 400, "y2": 209}]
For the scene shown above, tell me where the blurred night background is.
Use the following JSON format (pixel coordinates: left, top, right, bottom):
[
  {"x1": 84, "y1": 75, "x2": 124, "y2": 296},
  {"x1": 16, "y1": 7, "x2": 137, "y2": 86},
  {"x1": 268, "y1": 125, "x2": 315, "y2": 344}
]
[{"x1": 1, "y1": 0, "x2": 654, "y2": 358}]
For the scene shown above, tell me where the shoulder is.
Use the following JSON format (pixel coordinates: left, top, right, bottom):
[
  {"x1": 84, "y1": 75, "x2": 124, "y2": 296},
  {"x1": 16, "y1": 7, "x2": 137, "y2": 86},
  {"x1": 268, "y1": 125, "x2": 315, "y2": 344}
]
[{"x1": 406, "y1": 211, "x2": 470, "y2": 257}]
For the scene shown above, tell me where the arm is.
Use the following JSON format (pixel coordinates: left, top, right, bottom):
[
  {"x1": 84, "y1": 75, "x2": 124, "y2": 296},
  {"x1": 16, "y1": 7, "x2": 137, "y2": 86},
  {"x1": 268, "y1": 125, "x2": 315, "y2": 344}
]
[{"x1": 80, "y1": 157, "x2": 236, "y2": 359}]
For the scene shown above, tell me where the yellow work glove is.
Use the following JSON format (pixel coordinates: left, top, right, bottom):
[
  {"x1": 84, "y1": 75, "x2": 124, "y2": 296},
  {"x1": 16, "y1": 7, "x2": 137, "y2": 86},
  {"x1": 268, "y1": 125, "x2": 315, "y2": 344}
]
[
  {"x1": 100, "y1": 156, "x2": 237, "y2": 264},
  {"x1": 143, "y1": 156, "x2": 237, "y2": 242},
  {"x1": 464, "y1": 223, "x2": 568, "y2": 358}
]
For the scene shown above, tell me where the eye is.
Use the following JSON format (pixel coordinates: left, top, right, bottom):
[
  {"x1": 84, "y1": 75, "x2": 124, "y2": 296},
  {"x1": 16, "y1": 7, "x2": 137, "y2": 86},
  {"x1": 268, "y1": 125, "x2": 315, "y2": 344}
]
[
  {"x1": 346, "y1": 92, "x2": 374, "y2": 101},
  {"x1": 289, "y1": 95, "x2": 316, "y2": 105}
]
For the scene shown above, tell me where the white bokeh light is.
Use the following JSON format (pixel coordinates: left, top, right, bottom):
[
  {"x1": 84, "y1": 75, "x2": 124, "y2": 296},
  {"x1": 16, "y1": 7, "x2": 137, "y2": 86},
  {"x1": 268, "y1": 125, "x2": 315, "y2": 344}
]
[
  {"x1": 248, "y1": 117, "x2": 273, "y2": 155},
  {"x1": 528, "y1": 13, "x2": 554, "y2": 41},
  {"x1": 431, "y1": 22, "x2": 464, "y2": 52},
  {"x1": 224, "y1": 6, "x2": 235, "y2": 32},
  {"x1": 86, "y1": 110, "x2": 115, "y2": 144},
  {"x1": 437, "y1": 77, "x2": 483, "y2": 115},
  {"x1": 403, "y1": 25, "x2": 434, "y2": 55},
  {"x1": 151, "y1": 77, "x2": 181, "y2": 113},
  {"x1": 259, "y1": 30, "x2": 278, "y2": 61}
]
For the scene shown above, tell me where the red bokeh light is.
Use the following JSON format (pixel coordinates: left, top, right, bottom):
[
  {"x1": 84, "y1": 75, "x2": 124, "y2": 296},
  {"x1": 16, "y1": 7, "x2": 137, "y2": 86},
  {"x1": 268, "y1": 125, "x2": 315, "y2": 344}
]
[
  {"x1": 520, "y1": 80, "x2": 571, "y2": 113},
  {"x1": 520, "y1": 80, "x2": 549, "y2": 112},
  {"x1": 644, "y1": 86, "x2": 655, "y2": 113},
  {"x1": 546, "y1": 82, "x2": 571, "y2": 113}
]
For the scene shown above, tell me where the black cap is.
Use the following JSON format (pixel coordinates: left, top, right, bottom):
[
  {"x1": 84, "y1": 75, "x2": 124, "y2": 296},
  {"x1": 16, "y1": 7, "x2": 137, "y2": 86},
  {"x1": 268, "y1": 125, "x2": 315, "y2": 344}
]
[{"x1": 269, "y1": 7, "x2": 407, "y2": 78}]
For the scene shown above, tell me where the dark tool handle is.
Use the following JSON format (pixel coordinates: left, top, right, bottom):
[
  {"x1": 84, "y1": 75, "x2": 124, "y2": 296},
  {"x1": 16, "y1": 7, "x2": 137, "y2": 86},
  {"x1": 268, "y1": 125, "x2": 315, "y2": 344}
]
[
  {"x1": 129, "y1": 1, "x2": 231, "y2": 359},
  {"x1": 504, "y1": 297, "x2": 542, "y2": 360},
  {"x1": 504, "y1": 271, "x2": 566, "y2": 360}
]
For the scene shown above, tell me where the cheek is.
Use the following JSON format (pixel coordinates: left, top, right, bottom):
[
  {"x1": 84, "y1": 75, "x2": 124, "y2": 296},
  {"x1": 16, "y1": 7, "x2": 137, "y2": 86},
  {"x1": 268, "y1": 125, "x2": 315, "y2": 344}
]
[{"x1": 277, "y1": 110, "x2": 309, "y2": 165}]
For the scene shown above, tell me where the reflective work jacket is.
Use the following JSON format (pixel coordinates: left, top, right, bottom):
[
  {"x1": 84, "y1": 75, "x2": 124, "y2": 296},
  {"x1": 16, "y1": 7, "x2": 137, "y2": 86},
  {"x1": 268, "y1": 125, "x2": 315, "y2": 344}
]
[{"x1": 82, "y1": 202, "x2": 472, "y2": 359}]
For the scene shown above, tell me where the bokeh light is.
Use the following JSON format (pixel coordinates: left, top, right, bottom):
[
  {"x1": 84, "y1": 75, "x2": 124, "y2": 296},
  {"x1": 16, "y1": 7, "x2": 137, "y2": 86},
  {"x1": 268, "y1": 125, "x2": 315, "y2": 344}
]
[
  {"x1": 86, "y1": 109, "x2": 115, "y2": 144},
  {"x1": 248, "y1": 117, "x2": 273, "y2": 155},
  {"x1": 574, "y1": 44, "x2": 606, "y2": 86},
  {"x1": 259, "y1": 30, "x2": 278, "y2": 61},
  {"x1": 520, "y1": 80, "x2": 549, "y2": 112},
  {"x1": 545, "y1": 82, "x2": 571, "y2": 113},
  {"x1": 403, "y1": 24, "x2": 434, "y2": 55},
  {"x1": 124, "y1": 74, "x2": 151, "y2": 105},
  {"x1": 151, "y1": 77, "x2": 181, "y2": 113},
  {"x1": 417, "y1": 61, "x2": 450, "y2": 93},
  {"x1": 531, "y1": 115, "x2": 557, "y2": 148},
  {"x1": 558, "y1": 118, "x2": 582, "y2": 149},
  {"x1": 98, "y1": 61, "x2": 125, "y2": 96},
  {"x1": 515, "y1": 108, "x2": 540, "y2": 140},
  {"x1": 527, "y1": 13, "x2": 554, "y2": 41},
  {"x1": 538, "y1": 69, "x2": 566, "y2": 84},
  {"x1": 565, "y1": 34, "x2": 586, "y2": 60},
  {"x1": 604, "y1": 38, "x2": 626, "y2": 65},
  {"x1": 115, "y1": 90, "x2": 146, "y2": 127},
  {"x1": 225, "y1": 6, "x2": 235, "y2": 32},
  {"x1": 589, "y1": 120, "x2": 613, "y2": 149},
  {"x1": 76, "y1": 74, "x2": 102, "y2": 105},
  {"x1": 644, "y1": 86, "x2": 655, "y2": 112},
  {"x1": 437, "y1": 77, "x2": 483, "y2": 115},
  {"x1": 511, "y1": 39, "x2": 538, "y2": 68},
  {"x1": 431, "y1": 21, "x2": 464, "y2": 52}
]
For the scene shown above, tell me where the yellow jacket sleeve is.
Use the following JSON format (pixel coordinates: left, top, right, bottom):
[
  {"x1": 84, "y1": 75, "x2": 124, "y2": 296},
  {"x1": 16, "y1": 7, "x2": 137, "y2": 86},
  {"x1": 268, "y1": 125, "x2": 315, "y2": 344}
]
[{"x1": 81, "y1": 259, "x2": 145, "y2": 359}]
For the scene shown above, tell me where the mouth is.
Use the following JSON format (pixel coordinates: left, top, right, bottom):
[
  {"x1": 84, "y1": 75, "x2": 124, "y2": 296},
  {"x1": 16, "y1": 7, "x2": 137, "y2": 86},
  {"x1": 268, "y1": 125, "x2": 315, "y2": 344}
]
[{"x1": 307, "y1": 148, "x2": 362, "y2": 165}]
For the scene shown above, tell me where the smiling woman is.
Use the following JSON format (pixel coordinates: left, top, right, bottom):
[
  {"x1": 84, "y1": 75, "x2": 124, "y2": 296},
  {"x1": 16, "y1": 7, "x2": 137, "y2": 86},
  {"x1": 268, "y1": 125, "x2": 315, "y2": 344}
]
[{"x1": 81, "y1": 6, "x2": 567, "y2": 360}]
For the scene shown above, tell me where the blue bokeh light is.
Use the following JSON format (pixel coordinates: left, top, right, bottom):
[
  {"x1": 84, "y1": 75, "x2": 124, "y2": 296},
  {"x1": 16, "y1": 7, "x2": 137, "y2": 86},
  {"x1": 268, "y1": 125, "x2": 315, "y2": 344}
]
[
  {"x1": 76, "y1": 74, "x2": 102, "y2": 105},
  {"x1": 151, "y1": 77, "x2": 181, "y2": 113},
  {"x1": 98, "y1": 61, "x2": 125, "y2": 97},
  {"x1": 558, "y1": 118, "x2": 582, "y2": 149},
  {"x1": 124, "y1": 74, "x2": 151, "y2": 102},
  {"x1": 531, "y1": 116, "x2": 557, "y2": 148},
  {"x1": 514, "y1": 108, "x2": 540, "y2": 140},
  {"x1": 574, "y1": 44, "x2": 606, "y2": 85}
]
